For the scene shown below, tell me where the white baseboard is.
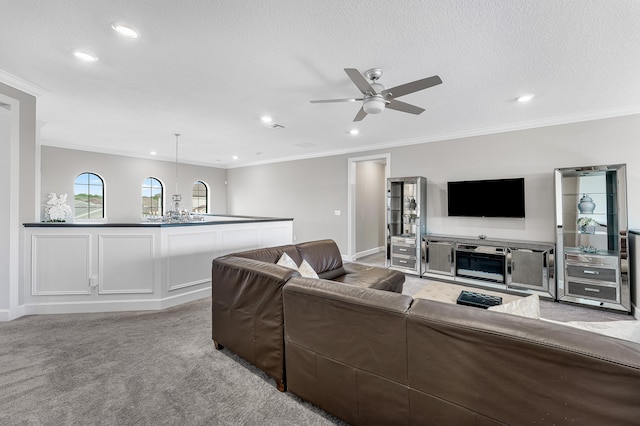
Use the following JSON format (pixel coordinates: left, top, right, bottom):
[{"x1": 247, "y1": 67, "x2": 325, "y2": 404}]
[
  {"x1": 17, "y1": 287, "x2": 211, "y2": 318},
  {"x1": 0, "y1": 305, "x2": 26, "y2": 322},
  {"x1": 355, "y1": 245, "x2": 385, "y2": 260}
]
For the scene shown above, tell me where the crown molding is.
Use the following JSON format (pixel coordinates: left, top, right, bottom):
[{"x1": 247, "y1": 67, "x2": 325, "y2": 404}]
[
  {"x1": 0, "y1": 69, "x2": 47, "y2": 97},
  {"x1": 225, "y1": 106, "x2": 640, "y2": 169},
  {"x1": 41, "y1": 105, "x2": 640, "y2": 170}
]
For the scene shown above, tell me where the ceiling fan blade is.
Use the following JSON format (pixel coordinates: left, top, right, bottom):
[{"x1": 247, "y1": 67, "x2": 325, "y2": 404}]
[
  {"x1": 344, "y1": 68, "x2": 377, "y2": 95},
  {"x1": 310, "y1": 98, "x2": 362, "y2": 103},
  {"x1": 381, "y1": 75, "x2": 442, "y2": 99},
  {"x1": 353, "y1": 107, "x2": 368, "y2": 122},
  {"x1": 386, "y1": 99, "x2": 425, "y2": 115}
]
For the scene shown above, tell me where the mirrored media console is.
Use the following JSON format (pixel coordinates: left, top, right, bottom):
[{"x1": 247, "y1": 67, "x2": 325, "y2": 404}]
[{"x1": 422, "y1": 234, "x2": 556, "y2": 300}]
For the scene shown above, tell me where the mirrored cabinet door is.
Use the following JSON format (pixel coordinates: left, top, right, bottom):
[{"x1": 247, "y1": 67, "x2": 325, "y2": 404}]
[
  {"x1": 554, "y1": 164, "x2": 630, "y2": 312},
  {"x1": 387, "y1": 176, "x2": 426, "y2": 275}
]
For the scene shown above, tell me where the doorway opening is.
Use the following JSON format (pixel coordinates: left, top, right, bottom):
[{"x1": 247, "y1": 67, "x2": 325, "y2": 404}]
[{"x1": 347, "y1": 153, "x2": 390, "y2": 261}]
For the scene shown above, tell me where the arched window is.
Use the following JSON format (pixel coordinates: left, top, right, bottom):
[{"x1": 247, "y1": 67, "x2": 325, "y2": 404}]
[
  {"x1": 192, "y1": 181, "x2": 208, "y2": 213},
  {"x1": 74, "y1": 172, "x2": 104, "y2": 220},
  {"x1": 142, "y1": 177, "x2": 163, "y2": 218}
]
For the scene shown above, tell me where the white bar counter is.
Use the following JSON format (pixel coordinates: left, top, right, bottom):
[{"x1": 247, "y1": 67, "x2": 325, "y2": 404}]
[{"x1": 22, "y1": 215, "x2": 293, "y2": 316}]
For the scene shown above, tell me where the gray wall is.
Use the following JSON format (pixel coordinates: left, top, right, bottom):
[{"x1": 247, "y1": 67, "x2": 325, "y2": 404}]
[
  {"x1": 227, "y1": 114, "x2": 640, "y2": 254},
  {"x1": 355, "y1": 161, "x2": 385, "y2": 253},
  {"x1": 0, "y1": 82, "x2": 38, "y2": 225},
  {"x1": 1, "y1": 81, "x2": 37, "y2": 312},
  {"x1": 40, "y1": 146, "x2": 227, "y2": 222},
  {"x1": 226, "y1": 156, "x2": 348, "y2": 247},
  {"x1": 36, "y1": 114, "x2": 640, "y2": 255}
]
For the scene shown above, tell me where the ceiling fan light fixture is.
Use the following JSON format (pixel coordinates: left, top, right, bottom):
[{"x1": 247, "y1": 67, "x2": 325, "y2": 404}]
[{"x1": 363, "y1": 95, "x2": 385, "y2": 114}]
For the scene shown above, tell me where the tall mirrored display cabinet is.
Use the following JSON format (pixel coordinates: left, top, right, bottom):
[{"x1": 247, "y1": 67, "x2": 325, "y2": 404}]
[
  {"x1": 387, "y1": 177, "x2": 426, "y2": 275},
  {"x1": 554, "y1": 164, "x2": 630, "y2": 312}
]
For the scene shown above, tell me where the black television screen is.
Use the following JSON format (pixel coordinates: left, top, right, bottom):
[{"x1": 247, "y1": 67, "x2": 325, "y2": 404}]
[{"x1": 447, "y1": 178, "x2": 525, "y2": 218}]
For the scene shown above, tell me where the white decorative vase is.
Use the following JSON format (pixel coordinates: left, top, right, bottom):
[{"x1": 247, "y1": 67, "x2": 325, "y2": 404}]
[{"x1": 577, "y1": 194, "x2": 596, "y2": 214}]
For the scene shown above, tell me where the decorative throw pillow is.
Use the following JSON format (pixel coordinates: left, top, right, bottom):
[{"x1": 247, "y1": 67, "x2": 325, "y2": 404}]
[
  {"x1": 298, "y1": 259, "x2": 319, "y2": 279},
  {"x1": 276, "y1": 252, "x2": 298, "y2": 270},
  {"x1": 487, "y1": 294, "x2": 540, "y2": 319},
  {"x1": 563, "y1": 320, "x2": 640, "y2": 344},
  {"x1": 276, "y1": 253, "x2": 318, "y2": 278}
]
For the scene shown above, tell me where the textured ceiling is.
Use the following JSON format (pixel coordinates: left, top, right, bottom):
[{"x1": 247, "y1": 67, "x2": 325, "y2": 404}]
[{"x1": 1, "y1": 0, "x2": 640, "y2": 167}]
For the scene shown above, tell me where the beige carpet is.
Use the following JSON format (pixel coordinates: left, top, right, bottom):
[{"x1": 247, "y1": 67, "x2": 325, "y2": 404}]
[
  {"x1": 357, "y1": 252, "x2": 634, "y2": 322},
  {"x1": 413, "y1": 280, "x2": 523, "y2": 305}
]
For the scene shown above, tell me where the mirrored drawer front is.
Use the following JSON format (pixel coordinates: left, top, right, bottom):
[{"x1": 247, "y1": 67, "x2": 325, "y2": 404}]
[
  {"x1": 565, "y1": 253, "x2": 618, "y2": 267},
  {"x1": 567, "y1": 281, "x2": 618, "y2": 302},
  {"x1": 391, "y1": 236, "x2": 416, "y2": 245},
  {"x1": 566, "y1": 264, "x2": 617, "y2": 282},
  {"x1": 392, "y1": 245, "x2": 416, "y2": 256},
  {"x1": 392, "y1": 257, "x2": 416, "y2": 269}
]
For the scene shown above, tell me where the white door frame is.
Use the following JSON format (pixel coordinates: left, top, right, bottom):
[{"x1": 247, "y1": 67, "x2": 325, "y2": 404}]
[
  {"x1": 346, "y1": 153, "x2": 391, "y2": 261},
  {"x1": 0, "y1": 93, "x2": 21, "y2": 321}
]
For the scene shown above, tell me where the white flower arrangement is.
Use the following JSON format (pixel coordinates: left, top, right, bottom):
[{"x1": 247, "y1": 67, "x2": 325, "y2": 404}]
[
  {"x1": 46, "y1": 193, "x2": 72, "y2": 222},
  {"x1": 577, "y1": 217, "x2": 597, "y2": 227}
]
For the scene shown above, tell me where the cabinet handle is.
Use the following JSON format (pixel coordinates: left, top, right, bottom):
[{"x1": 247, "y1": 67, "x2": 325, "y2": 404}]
[
  {"x1": 399, "y1": 248, "x2": 408, "y2": 252},
  {"x1": 512, "y1": 261, "x2": 515, "y2": 271},
  {"x1": 583, "y1": 270, "x2": 599, "y2": 275},
  {"x1": 399, "y1": 260, "x2": 408, "y2": 264},
  {"x1": 584, "y1": 287, "x2": 601, "y2": 293}
]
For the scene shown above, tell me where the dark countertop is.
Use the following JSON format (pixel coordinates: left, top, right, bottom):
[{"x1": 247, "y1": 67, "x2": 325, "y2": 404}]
[
  {"x1": 24, "y1": 215, "x2": 293, "y2": 228},
  {"x1": 424, "y1": 233, "x2": 555, "y2": 251}
]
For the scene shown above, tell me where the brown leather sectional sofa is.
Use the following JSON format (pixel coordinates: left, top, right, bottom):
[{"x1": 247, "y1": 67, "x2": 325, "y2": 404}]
[
  {"x1": 211, "y1": 239, "x2": 404, "y2": 391},
  {"x1": 212, "y1": 239, "x2": 640, "y2": 424},
  {"x1": 284, "y1": 277, "x2": 640, "y2": 425}
]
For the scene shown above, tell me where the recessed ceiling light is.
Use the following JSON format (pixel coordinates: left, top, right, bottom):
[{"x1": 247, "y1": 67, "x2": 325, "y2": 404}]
[
  {"x1": 261, "y1": 116, "x2": 273, "y2": 123},
  {"x1": 232, "y1": 155, "x2": 239, "y2": 160},
  {"x1": 150, "y1": 151, "x2": 157, "y2": 156},
  {"x1": 517, "y1": 94, "x2": 535, "y2": 103},
  {"x1": 73, "y1": 50, "x2": 99, "y2": 62},
  {"x1": 350, "y1": 129, "x2": 359, "y2": 135},
  {"x1": 111, "y1": 22, "x2": 139, "y2": 38}
]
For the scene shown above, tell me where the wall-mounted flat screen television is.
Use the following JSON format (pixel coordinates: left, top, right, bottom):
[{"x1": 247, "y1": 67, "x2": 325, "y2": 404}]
[{"x1": 447, "y1": 177, "x2": 525, "y2": 218}]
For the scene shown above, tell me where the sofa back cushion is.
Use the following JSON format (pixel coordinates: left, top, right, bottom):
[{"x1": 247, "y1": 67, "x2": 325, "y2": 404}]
[
  {"x1": 283, "y1": 277, "x2": 414, "y2": 424},
  {"x1": 232, "y1": 244, "x2": 303, "y2": 266},
  {"x1": 284, "y1": 277, "x2": 413, "y2": 383},
  {"x1": 295, "y1": 239, "x2": 344, "y2": 278},
  {"x1": 406, "y1": 298, "x2": 640, "y2": 425}
]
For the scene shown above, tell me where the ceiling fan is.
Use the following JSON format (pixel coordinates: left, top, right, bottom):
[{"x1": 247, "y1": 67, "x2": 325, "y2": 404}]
[{"x1": 310, "y1": 68, "x2": 442, "y2": 122}]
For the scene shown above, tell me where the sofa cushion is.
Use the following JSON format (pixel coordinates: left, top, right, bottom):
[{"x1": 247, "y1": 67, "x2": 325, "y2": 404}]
[
  {"x1": 334, "y1": 262, "x2": 404, "y2": 293},
  {"x1": 296, "y1": 239, "x2": 343, "y2": 275},
  {"x1": 233, "y1": 244, "x2": 303, "y2": 266},
  {"x1": 407, "y1": 298, "x2": 640, "y2": 425}
]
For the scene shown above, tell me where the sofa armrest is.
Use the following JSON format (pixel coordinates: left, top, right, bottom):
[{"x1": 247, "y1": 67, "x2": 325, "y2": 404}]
[{"x1": 211, "y1": 256, "x2": 300, "y2": 390}]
